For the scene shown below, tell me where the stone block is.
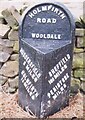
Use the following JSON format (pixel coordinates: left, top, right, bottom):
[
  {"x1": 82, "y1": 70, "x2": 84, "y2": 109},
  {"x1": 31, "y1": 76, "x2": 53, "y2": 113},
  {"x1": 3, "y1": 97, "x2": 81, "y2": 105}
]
[
  {"x1": 74, "y1": 47, "x2": 84, "y2": 53},
  {"x1": 73, "y1": 53, "x2": 84, "y2": 68},
  {"x1": 0, "y1": 24, "x2": 10, "y2": 38},
  {"x1": 0, "y1": 45, "x2": 13, "y2": 54},
  {"x1": 0, "y1": 38, "x2": 14, "y2": 47},
  {"x1": 0, "y1": 75, "x2": 8, "y2": 85},
  {"x1": 8, "y1": 76, "x2": 18, "y2": 88},
  {"x1": 77, "y1": 36, "x2": 85, "y2": 48},
  {"x1": 10, "y1": 54, "x2": 18, "y2": 61},
  {"x1": 80, "y1": 77, "x2": 85, "y2": 82},
  {"x1": 12, "y1": 26, "x2": 19, "y2": 31},
  {"x1": 0, "y1": 38, "x2": 14, "y2": 54},
  {"x1": 80, "y1": 81, "x2": 85, "y2": 93},
  {"x1": 74, "y1": 69, "x2": 85, "y2": 78},
  {"x1": 75, "y1": 29, "x2": 85, "y2": 37},
  {"x1": 8, "y1": 29, "x2": 19, "y2": 41},
  {"x1": 0, "y1": 13, "x2": 6, "y2": 24},
  {"x1": 2, "y1": 8, "x2": 19, "y2": 27},
  {"x1": 7, "y1": 87, "x2": 16, "y2": 93},
  {"x1": 70, "y1": 78, "x2": 80, "y2": 93},
  {"x1": 0, "y1": 61, "x2": 18, "y2": 77},
  {"x1": 71, "y1": 70, "x2": 73, "y2": 77},
  {"x1": 0, "y1": 63, "x2": 2, "y2": 69},
  {"x1": 19, "y1": 6, "x2": 28, "y2": 15},
  {"x1": 2, "y1": 81, "x2": 9, "y2": 93},
  {"x1": 9, "y1": 6, "x2": 21, "y2": 23},
  {"x1": 13, "y1": 41, "x2": 19, "y2": 53},
  {"x1": 0, "y1": 51, "x2": 10, "y2": 63}
]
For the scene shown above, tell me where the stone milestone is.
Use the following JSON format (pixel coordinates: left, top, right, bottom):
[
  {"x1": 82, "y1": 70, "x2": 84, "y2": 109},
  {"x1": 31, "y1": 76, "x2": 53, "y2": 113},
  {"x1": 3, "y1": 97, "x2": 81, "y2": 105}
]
[{"x1": 19, "y1": 1, "x2": 75, "y2": 118}]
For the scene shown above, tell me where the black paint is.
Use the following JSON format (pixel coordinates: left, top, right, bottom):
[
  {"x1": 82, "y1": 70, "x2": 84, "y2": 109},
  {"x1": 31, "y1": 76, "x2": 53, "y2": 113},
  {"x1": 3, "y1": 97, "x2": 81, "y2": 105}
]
[{"x1": 19, "y1": 1, "x2": 75, "y2": 118}]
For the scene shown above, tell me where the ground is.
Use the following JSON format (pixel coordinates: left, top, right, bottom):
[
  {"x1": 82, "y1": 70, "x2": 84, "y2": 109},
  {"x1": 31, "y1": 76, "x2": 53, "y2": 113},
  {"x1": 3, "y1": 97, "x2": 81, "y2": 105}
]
[{"x1": 0, "y1": 86, "x2": 84, "y2": 119}]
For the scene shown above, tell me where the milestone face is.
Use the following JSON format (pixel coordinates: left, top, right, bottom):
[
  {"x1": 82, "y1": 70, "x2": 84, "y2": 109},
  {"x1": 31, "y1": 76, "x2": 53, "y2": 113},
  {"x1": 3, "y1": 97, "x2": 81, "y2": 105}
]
[{"x1": 21, "y1": 3, "x2": 71, "y2": 41}]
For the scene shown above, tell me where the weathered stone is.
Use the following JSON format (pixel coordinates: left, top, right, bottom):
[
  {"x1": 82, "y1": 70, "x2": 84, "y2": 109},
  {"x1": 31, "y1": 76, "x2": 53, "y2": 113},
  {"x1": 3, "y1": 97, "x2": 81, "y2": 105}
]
[
  {"x1": 19, "y1": 2, "x2": 75, "y2": 118},
  {"x1": 74, "y1": 47, "x2": 84, "y2": 53},
  {"x1": 7, "y1": 87, "x2": 16, "y2": 93},
  {"x1": 0, "y1": 45, "x2": 13, "y2": 54},
  {"x1": 0, "y1": 13, "x2": 6, "y2": 24},
  {"x1": 0, "y1": 63, "x2": 2, "y2": 69},
  {"x1": 12, "y1": 26, "x2": 19, "y2": 31},
  {"x1": 80, "y1": 81, "x2": 85, "y2": 93},
  {"x1": 8, "y1": 76, "x2": 18, "y2": 88},
  {"x1": 74, "y1": 69, "x2": 85, "y2": 78},
  {"x1": 9, "y1": 6, "x2": 21, "y2": 23},
  {"x1": 0, "y1": 75, "x2": 8, "y2": 85},
  {"x1": 10, "y1": 54, "x2": 18, "y2": 61},
  {"x1": 0, "y1": 61, "x2": 18, "y2": 77},
  {"x1": 8, "y1": 29, "x2": 19, "y2": 41},
  {"x1": 71, "y1": 71, "x2": 73, "y2": 77},
  {"x1": 71, "y1": 78, "x2": 80, "y2": 93},
  {"x1": 0, "y1": 38, "x2": 14, "y2": 47},
  {"x1": 13, "y1": 41, "x2": 19, "y2": 53},
  {"x1": 75, "y1": 29, "x2": 85, "y2": 37},
  {"x1": 0, "y1": 38, "x2": 14, "y2": 54},
  {"x1": 73, "y1": 53, "x2": 84, "y2": 68},
  {"x1": 2, "y1": 81, "x2": 9, "y2": 93},
  {"x1": 2, "y1": 8, "x2": 19, "y2": 27},
  {"x1": 77, "y1": 36, "x2": 85, "y2": 48},
  {"x1": 0, "y1": 51, "x2": 10, "y2": 62},
  {"x1": 0, "y1": 24, "x2": 10, "y2": 38},
  {"x1": 0, "y1": 85, "x2": 3, "y2": 92},
  {"x1": 19, "y1": 6, "x2": 28, "y2": 15},
  {"x1": 80, "y1": 77, "x2": 85, "y2": 82}
]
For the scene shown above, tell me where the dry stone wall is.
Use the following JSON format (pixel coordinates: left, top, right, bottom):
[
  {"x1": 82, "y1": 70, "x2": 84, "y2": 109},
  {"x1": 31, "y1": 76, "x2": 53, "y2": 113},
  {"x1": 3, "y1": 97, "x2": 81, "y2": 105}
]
[
  {"x1": 0, "y1": 7, "x2": 20, "y2": 93},
  {"x1": 0, "y1": 6, "x2": 84, "y2": 95},
  {"x1": 72, "y1": 29, "x2": 85, "y2": 94}
]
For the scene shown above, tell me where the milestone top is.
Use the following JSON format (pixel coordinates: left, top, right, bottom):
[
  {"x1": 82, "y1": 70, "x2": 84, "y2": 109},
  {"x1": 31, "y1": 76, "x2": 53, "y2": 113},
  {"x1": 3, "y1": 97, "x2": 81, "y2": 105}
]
[{"x1": 20, "y1": 1, "x2": 75, "y2": 41}]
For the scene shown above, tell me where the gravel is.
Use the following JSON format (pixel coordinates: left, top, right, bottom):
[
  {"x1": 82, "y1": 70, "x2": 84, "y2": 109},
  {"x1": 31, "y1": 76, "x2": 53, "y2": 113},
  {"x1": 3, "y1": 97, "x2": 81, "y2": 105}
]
[{"x1": 0, "y1": 88, "x2": 84, "y2": 119}]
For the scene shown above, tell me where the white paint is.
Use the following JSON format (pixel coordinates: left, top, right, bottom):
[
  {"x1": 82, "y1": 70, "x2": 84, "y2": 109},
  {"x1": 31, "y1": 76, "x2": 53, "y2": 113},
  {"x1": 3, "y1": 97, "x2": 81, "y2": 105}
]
[
  {"x1": 63, "y1": 84, "x2": 66, "y2": 88},
  {"x1": 21, "y1": 70, "x2": 39, "y2": 100},
  {"x1": 47, "y1": 72, "x2": 69, "y2": 100},
  {"x1": 60, "y1": 86, "x2": 64, "y2": 91},
  {"x1": 20, "y1": 48, "x2": 41, "y2": 82},
  {"x1": 28, "y1": 5, "x2": 66, "y2": 19},
  {"x1": 48, "y1": 54, "x2": 70, "y2": 84},
  {"x1": 53, "y1": 94, "x2": 57, "y2": 100},
  {"x1": 37, "y1": 18, "x2": 57, "y2": 24},
  {"x1": 31, "y1": 33, "x2": 61, "y2": 40}
]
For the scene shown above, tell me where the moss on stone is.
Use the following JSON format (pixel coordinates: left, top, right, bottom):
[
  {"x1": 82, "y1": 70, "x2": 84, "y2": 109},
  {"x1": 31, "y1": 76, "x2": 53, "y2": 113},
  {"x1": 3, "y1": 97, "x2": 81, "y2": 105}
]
[
  {"x1": 74, "y1": 69, "x2": 85, "y2": 78},
  {"x1": 73, "y1": 53, "x2": 83, "y2": 68},
  {"x1": 71, "y1": 78, "x2": 80, "y2": 93},
  {"x1": 75, "y1": 29, "x2": 85, "y2": 36},
  {"x1": 13, "y1": 41, "x2": 19, "y2": 53},
  {"x1": 74, "y1": 48, "x2": 84, "y2": 53}
]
